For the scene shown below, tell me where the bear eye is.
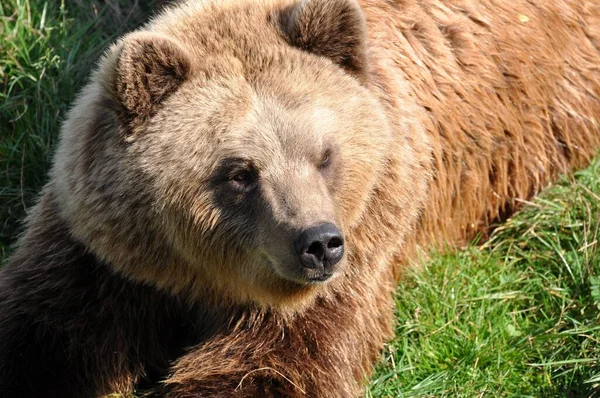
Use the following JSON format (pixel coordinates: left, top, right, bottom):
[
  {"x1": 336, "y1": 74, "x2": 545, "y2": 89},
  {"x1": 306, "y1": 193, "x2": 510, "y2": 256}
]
[
  {"x1": 318, "y1": 149, "x2": 332, "y2": 171},
  {"x1": 229, "y1": 169, "x2": 258, "y2": 192}
]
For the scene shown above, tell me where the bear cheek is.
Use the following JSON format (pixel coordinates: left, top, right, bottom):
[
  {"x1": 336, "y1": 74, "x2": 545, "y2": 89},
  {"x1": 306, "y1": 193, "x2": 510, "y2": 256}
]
[
  {"x1": 331, "y1": 156, "x2": 378, "y2": 230},
  {"x1": 345, "y1": 137, "x2": 392, "y2": 226}
]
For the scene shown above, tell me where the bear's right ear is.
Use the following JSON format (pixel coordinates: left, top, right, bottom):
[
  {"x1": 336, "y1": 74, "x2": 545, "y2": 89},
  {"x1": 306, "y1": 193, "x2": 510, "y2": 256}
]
[{"x1": 112, "y1": 32, "x2": 192, "y2": 131}]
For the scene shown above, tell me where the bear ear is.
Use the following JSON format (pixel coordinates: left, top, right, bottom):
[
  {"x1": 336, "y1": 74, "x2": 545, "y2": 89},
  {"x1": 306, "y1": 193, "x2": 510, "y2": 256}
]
[
  {"x1": 280, "y1": 0, "x2": 368, "y2": 81},
  {"x1": 113, "y1": 32, "x2": 192, "y2": 130}
]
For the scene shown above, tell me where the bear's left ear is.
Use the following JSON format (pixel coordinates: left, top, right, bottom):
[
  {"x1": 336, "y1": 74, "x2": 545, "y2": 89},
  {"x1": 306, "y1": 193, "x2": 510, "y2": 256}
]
[{"x1": 280, "y1": 0, "x2": 368, "y2": 81}]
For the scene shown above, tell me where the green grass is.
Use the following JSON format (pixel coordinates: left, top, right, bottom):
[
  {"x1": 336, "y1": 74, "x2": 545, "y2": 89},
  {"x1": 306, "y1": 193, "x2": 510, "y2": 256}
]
[
  {"x1": 1, "y1": 0, "x2": 599, "y2": 396},
  {"x1": 368, "y1": 162, "x2": 600, "y2": 397},
  {"x1": 0, "y1": 0, "x2": 161, "y2": 255}
]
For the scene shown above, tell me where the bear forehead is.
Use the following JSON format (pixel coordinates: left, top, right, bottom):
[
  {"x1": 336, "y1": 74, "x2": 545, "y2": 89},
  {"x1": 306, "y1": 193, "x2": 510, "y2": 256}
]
[
  {"x1": 147, "y1": 0, "x2": 364, "y2": 89},
  {"x1": 224, "y1": 98, "x2": 338, "y2": 161},
  {"x1": 151, "y1": 0, "x2": 288, "y2": 61},
  {"x1": 147, "y1": 85, "x2": 338, "y2": 168}
]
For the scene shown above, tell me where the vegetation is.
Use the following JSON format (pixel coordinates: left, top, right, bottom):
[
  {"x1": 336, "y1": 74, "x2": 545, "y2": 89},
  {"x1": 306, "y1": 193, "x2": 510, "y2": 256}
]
[
  {"x1": 1, "y1": 0, "x2": 159, "y2": 254},
  {"x1": 368, "y1": 162, "x2": 600, "y2": 397}
]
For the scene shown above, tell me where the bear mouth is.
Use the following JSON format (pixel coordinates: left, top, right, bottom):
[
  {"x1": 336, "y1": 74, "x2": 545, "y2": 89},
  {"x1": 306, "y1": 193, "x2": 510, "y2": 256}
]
[
  {"x1": 264, "y1": 256, "x2": 339, "y2": 286},
  {"x1": 283, "y1": 264, "x2": 341, "y2": 286},
  {"x1": 307, "y1": 273, "x2": 334, "y2": 283}
]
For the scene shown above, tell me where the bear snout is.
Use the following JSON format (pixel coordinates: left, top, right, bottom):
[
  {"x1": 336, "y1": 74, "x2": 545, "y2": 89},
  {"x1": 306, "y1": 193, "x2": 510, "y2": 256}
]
[{"x1": 293, "y1": 222, "x2": 345, "y2": 282}]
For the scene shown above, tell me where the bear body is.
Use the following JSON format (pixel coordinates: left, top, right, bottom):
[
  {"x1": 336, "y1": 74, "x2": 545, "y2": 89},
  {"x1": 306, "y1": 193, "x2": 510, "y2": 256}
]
[{"x1": 1, "y1": 0, "x2": 600, "y2": 396}]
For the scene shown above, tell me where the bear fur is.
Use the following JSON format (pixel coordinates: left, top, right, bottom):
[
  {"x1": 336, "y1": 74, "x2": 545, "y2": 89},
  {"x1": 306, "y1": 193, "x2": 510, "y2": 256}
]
[{"x1": 1, "y1": 0, "x2": 600, "y2": 396}]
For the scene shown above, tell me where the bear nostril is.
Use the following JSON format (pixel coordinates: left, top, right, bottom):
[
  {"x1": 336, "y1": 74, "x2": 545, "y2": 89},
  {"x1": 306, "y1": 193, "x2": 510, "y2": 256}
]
[
  {"x1": 327, "y1": 237, "x2": 343, "y2": 249},
  {"x1": 305, "y1": 241, "x2": 325, "y2": 260}
]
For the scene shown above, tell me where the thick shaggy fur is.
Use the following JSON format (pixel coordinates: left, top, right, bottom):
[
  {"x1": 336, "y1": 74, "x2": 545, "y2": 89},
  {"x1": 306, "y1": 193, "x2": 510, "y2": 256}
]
[{"x1": 1, "y1": 0, "x2": 599, "y2": 397}]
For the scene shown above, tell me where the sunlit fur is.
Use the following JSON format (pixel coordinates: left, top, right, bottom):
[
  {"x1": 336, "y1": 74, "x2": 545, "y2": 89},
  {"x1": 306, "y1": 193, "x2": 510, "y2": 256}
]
[
  {"x1": 0, "y1": 0, "x2": 599, "y2": 396},
  {"x1": 52, "y1": 15, "x2": 396, "y2": 311}
]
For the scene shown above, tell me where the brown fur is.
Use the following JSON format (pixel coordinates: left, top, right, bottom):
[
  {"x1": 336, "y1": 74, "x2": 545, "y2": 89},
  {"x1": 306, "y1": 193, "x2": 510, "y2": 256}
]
[{"x1": 0, "y1": 0, "x2": 599, "y2": 397}]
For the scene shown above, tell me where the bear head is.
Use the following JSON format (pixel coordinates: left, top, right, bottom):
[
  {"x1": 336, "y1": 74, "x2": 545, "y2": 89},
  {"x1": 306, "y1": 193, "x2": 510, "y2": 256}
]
[{"x1": 51, "y1": 0, "x2": 397, "y2": 311}]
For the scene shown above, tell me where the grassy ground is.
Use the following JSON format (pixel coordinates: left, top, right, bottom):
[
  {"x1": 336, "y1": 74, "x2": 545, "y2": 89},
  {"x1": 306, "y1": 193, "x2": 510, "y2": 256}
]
[
  {"x1": 368, "y1": 162, "x2": 600, "y2": 397},
  {"x1": 1, "y1": 0, "x2": 599, "y2": 396},
  {"x1": 0, "y1": 0, "x2": 162, "y2": 255}
]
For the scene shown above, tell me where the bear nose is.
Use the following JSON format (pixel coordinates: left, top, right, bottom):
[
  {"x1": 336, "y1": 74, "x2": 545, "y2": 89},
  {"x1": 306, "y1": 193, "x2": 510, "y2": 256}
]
[{"x1": 294, "y1": 223, "x2": 345, "y2": 272}]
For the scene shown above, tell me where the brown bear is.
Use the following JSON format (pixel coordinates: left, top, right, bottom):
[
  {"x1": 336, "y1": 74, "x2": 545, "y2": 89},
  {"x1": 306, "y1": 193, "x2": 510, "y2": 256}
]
[{"x1": 1, "y1": 0, "x2": 599, "y2": 396}]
